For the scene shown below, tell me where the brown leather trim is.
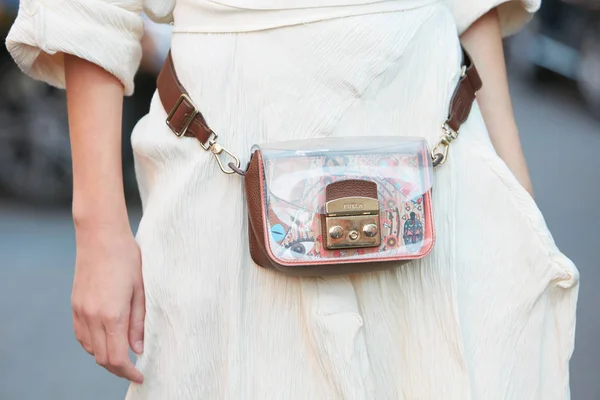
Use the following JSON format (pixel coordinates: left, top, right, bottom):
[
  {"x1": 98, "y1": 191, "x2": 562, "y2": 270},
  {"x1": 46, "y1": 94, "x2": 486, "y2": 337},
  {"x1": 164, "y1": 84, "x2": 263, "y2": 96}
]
[
  {"x1": 446, "y1": 48, "x2": 482, "y2": 132},
  {"x1": 156, "y1": 51, "x2": 214, "y2": 146},
  {"x1": 325, "y1": 179, "x2": 378, "y2": 202},
  {"x1": 248, "y1": 216, "x2": 277, "y2": 269},
  {"x1": 244, "y1": 152, "x2": 272, "y2": 268}
]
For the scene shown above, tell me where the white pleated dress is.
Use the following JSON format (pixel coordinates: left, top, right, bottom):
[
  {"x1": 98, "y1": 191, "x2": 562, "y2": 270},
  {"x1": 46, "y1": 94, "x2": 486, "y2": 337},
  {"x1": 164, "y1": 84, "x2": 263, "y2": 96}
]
[{"x1": 7, "y1": 0, "x2": 580, "y2": 398}]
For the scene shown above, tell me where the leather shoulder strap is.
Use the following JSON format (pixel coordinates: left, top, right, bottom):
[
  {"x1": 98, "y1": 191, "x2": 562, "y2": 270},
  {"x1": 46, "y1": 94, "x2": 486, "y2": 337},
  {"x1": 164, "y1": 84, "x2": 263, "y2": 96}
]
[
  {"x1": 446, "y1": 48, "x2": 482, "y2": 132},
  {"x1": 157, "y1": 47, "x2": 482, "y2": 147},
  {"x1": 157, "y1": 52, "x2": 215, "y2": 146}
]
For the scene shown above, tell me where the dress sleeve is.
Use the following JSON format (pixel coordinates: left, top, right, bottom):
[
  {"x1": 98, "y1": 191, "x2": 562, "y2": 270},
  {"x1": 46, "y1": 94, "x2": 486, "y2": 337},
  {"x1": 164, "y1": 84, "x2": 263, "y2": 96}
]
[
  {"x1": 5, "y1": 0, "x2": 145, "y2": 95},
  {"x1": 444, "y1": 0, "x2": 541, "y2": 37}
]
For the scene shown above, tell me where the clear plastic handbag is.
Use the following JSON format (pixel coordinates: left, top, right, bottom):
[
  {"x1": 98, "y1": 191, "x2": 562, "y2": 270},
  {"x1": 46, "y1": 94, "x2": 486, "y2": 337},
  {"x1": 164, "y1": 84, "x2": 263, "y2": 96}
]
[{"x1": 244, "y1": 137, "x2": 435, "y2": 275}]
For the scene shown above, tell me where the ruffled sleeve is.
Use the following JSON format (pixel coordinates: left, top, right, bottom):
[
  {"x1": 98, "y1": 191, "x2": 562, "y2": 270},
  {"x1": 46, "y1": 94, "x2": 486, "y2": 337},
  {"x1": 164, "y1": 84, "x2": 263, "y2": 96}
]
[
  {"x1": 445, "y1": 0, "x2": 541, "y2": 36},
  {"x1": 5, "y1": 0, "x2": 146, "y2": 95}
]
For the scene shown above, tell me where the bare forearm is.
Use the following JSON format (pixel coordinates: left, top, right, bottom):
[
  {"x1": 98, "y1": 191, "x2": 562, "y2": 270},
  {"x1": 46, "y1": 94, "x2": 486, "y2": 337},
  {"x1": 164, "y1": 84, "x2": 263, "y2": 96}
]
[
  {"x1": 460, "y1": 9, "x2": 534, "y2": 196},
  {"x1": 64, "y1": 55, "x2": 130, "y2": 230},
  {"x1": 64, "y1": 56, "x2": 145, "y2": 383}
]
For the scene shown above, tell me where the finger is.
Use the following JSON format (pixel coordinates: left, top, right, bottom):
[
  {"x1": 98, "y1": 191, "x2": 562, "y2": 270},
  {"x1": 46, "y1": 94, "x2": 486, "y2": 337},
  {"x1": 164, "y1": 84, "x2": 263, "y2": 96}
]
[
  {"x1": 73, "y1": 311, "x2": 94, "y2": 355},
  {"x1": 105, "y1": 317, "x2": 144, "y2": 384},
  {"x1": 88, "y1": 318, "x2": 108, "y2": 368},
  {"x1": 128, "y1": 284, "x2": 146, "y2": 355}
]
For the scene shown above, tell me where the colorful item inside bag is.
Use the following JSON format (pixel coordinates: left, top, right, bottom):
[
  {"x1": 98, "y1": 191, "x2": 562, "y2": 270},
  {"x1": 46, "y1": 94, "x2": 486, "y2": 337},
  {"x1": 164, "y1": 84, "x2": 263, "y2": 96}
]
[
  {"x1": 261, "y1": 137, "x2": 433, "y2": 263},
  {"x1": 156, "y1": 45, "x2": 482, "y2": 276},
  {"x1": 244, "y1": 137, "x2": 436, "y2": 275}
]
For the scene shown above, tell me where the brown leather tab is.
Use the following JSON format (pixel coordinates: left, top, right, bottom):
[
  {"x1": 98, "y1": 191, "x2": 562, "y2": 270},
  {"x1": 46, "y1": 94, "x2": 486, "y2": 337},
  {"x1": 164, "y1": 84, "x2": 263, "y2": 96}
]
[
  {"x1": 244, "y1": 152, "x2": 271, "y2": 266},
  {"x1": 325, "y1": 180, "x2": 378, "y2": 202},
  {"x1": 157, "y1": 52, "x2": 214, "y2": 146},
  {"x1": 446, "y1": 48, "x2": 482, "y2": 133}
]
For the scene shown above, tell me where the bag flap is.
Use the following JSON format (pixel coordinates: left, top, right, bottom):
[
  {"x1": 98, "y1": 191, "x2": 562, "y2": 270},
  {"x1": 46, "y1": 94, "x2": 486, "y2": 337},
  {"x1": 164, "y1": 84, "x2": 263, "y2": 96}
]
[{"x1": 256, "y1": 136, "x2": 434, "y2": 216}]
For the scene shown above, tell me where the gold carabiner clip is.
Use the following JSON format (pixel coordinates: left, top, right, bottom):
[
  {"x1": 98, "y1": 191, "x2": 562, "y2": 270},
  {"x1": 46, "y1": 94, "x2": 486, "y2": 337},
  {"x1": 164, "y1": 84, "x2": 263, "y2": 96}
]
[
  {"x1": 431, "y1": 123, "x2": 459, "y2": 166},
  {"x1": 210, "y1": 142, "x2": 241, "y2": 175},
  {"x1": 431, "y1": 137, "x2": 450, "y2": 166}
]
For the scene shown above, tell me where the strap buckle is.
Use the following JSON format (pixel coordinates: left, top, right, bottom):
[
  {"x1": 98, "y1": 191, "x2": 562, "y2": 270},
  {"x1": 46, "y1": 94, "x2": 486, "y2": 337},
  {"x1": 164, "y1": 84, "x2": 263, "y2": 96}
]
[
  {"x1": 166, "y1": 94, "x2": 219, "y2": 151},
  {"x1": 166, "y1": 94, "x2": 198, "y2": 138}
]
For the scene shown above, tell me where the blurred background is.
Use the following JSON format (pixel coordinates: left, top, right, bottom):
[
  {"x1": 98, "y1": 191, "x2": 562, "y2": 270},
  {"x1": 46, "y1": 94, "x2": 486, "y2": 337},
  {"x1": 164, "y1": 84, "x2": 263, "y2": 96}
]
[{"x1": 0, "y1": 0, "x2": 599, "y2": 399}]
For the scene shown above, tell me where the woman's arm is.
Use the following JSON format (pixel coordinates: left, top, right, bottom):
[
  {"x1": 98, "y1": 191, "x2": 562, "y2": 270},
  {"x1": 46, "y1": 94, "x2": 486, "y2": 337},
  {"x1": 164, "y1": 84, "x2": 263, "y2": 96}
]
[
  {"x1": 66, "y1": 55, "x2": 128, "y2": 230},
  {"x1": 65, "y1": 55, "x2": 145, "y2": 383},
  {"x1": 460, "y1": 8, "x2": 534, "y2": 196}
]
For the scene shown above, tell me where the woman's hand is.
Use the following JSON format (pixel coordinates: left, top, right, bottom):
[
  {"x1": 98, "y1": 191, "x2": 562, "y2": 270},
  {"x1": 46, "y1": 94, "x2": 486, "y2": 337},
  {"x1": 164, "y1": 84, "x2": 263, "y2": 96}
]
[{"x1": 71, "y1": 223, "x2": 145, "y2": 384}]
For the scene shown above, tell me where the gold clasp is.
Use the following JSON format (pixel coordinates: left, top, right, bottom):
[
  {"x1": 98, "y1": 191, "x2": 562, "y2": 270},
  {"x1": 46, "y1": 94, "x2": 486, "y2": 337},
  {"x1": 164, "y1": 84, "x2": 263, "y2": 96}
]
[
  {"x1": 431, "y1": 123, "x2": 459, "y2": 166},
  {"x1": 431, "y1": 137, "x2": 450, "y2": 166},
  {"x1": 210, "y1": 142, "x2": 241, "y2": 175},
  {"x1": 324, "y1": 196, "x2": 381, "y2": 250},
  {"x1": 166, "y1": 94, "x2": 243, "y2": 175}
]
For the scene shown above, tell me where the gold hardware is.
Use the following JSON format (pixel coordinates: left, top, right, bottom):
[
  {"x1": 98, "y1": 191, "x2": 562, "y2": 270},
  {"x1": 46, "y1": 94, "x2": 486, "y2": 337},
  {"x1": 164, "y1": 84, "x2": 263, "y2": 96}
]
[
  {"x1": 199, "y1": 130, "x2": 219, "y2": 151},
  {"x1": 329, "y1": 226, "x2": 344, "y2": 239},
  {"x1": 166, "y1": 94, "x2": 198, "y2": 138},
  {"x1": 442, "y1": 122, "x2": 459, "y2": 141},
  {"x1": 210, "y1": 141, "x2": 241, "y2": 175},
  {"x1": 431, "y1": 122, "x2": 459, "y2": 166},
  {"x1": 165, "y1": 94, "x2": 241, "y2": 174},
  {"x1": 324, "y1": 196, "x2": 381, "y2": 250},
  {"x1": 325, "y1": 197, "x2": 380, "y2": 214},
  {"x1": 363, "y1": 223, "x2": 378, "y2": 238},
  {"x1": 431, "y1": 137, "x2": 450, "y2": 166}
]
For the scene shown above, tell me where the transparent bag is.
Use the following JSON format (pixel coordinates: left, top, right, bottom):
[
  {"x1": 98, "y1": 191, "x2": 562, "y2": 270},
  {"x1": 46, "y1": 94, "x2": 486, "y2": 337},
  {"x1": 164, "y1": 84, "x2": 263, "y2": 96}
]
[{"x1": 245, "y1": 137, "x2": 436, "y2": 275}]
